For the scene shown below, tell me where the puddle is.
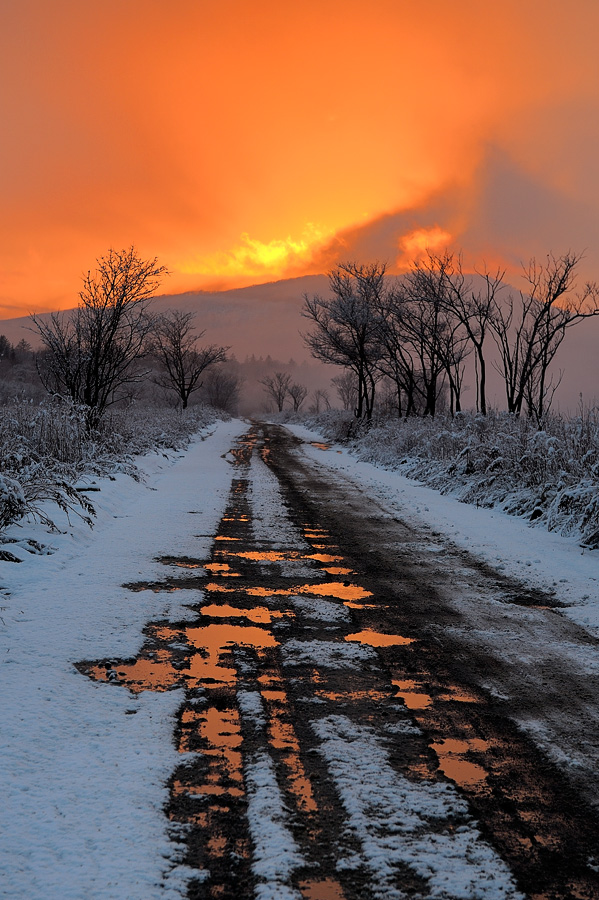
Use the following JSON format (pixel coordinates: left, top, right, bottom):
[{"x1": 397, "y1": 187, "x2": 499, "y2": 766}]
[
  {"x1": 242, "y1": 581, "x2": 373, "y2": 606},
  {"x1": 228, "y1": 550, "x2": 301, "y2": 562},
  {"x1": 258, "y1": 660, "x2": 318, "y2": 816},
  {"x1": 299, "y1": 582, "x2": 372, "y2": 602},
  {"x1": 431, "y1": 737, "x2": 489, "y2": 788},
  {"x1": 322, "y1": 567, "x2": 353, "y2": 576},
  {"x1": 306, "y1": 554, "x2": 344, "y2": 563},
  {"x1": 316, "y1": 689, "x2": 388, "y2": 702},
  {"x1": 299, "y1": 877, "x2": 347, "y2": 899},
  {"x1": 204, "y1": 562, "x2": 241, "y2": 576},
  {"x1": 200, "y1": 603, "x2": 288, "y2": 624},
  {"x1": 214, "y1": 536, "x2": 241, "y2": 541},
  {"x1": 185, "y1": 623, "x2": 278, "y2": 687},
  {"x1": 346, "y1": 629, "x2": 415, "y2": 647},
  {"x1": 309, "y1": 442, "x2": 331, "y2": 451},
  {"x1": 81, "y1": 650, "x2": 183, "y2": 694},
  {"x1": 438, "y1": 685, "x2": 481, "y2": 704},
  {"x1": 393, "y1": 679, "x2": 432, "y2": 709}
]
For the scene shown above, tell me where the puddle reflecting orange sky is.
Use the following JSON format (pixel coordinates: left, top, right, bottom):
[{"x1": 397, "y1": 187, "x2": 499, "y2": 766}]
[
  {"x1": 259, "y1": 664, "x2": 318, "y2": 816},
  {"x1": 306, "y1": 554, "x2": 344, "y2": 563},
  {"x1": 299, "y1": 877, "x2": 347, "y2": 900},
  {"x1": 392, "y1": 679, "x2": 432, "y2": 709},
  {"x1": 200, "y1": 603, "x2": 287, "y2": 624},
  {"x1": 229, "y1": 550, "x2": 301, "y2": 562},
  {"x1": 86, "y1": 653, "x2": 180, "y2": 694},
  {"x1": 431, "y1": 737, "x2": 489, "y2": 788},
  {"x1": 346, "y1": 629, "x2": 415, "y2": 648}
]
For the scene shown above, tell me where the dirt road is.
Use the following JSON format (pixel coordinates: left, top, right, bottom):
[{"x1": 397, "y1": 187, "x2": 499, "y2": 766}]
[{"x1": 77, "y1": 423, "x2": 599, "y2": 900}]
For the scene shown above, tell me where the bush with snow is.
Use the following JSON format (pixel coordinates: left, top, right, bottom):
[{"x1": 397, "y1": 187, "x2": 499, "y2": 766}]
[
  {"x1": 0, "y1": 400, "x2": 218, "y2": 533},
  {"x1": 295, "y1": 408, "x2": 599, "y2": 548}
]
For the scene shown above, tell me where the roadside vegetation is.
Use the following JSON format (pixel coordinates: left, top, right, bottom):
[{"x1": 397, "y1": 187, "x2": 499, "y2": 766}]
[{"x1": 0, "y1": 248, "x2": 232, "y2": 535}]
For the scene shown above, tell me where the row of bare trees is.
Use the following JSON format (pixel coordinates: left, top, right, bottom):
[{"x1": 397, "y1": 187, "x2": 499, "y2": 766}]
[
  {"x1": 30, "y1": 248, "x2": 230, "y2": 427},
  {"x1": 302, "y1": 253, "x2": 599, "y2": 421},
  {"x1": 259, "y1": 370, "x2": 331, "y2": 414}
]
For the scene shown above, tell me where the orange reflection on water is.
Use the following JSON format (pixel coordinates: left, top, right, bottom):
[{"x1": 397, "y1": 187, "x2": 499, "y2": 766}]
[
  {"x1": 185, "y1": 623, "x2": 278, "y2": 688},
  {"x1": 343, "y1": 601, "x2": 379, "y2": 609},
  {"x1": 393, "y1": 679, "x2": 432, "y2": 709},
  {"x1": 299, "y1": 877, "x2": 347, "y2": 900},
  {"x1": 438, "y1": 685, "x2": 481, "y2": 704},
  {"x1": 200, "y1": 603, "x2": 286, "y2": 624},
  {"x1": 261, "y1": 689, "x2": 287, "y2": 701},
  {"x1": 300, "y1": 582, "x2": 372, "y2": 602},
  {"x1": 306, "y1": 553, "x2": 344, "y2": 563},
  {"x1": 174, "y1": 705, "x2": 245, "y2": 800},
  {"x1": 231, "y1": 550, "x2": 300, "y2": 562},
  {"x1": 322, "y1": 567, "x2": 353, "y2": 576},
  {"x1": 431, "y1": 737, "x2": 489, "y2": 788},
  {"x1": 205, "y1": 562, "x2": 240, "y2": 576},
  {"x1": 214, "y1": 536, "x2": 241, "y2": 541},
  {"x1": 245, "y1": 580, "x2": 371, "y2": 603},
  {"x1": 316, "y1": 689, "x2": 388, "y2": 702},
  {"x1": 267, "y1": 704, "x2": 317, "y2": 814},
  {"x1": 346, "y1": 629, "x2": 415, "y2": 648},
  {"x1": 206, "y1": 582, "x2": 236, "y2": 593},
  {"x1": 85, "y1": 649, "x2": 180, "y2": 694}
]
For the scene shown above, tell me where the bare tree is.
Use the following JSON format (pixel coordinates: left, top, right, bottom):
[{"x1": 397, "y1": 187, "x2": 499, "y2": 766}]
[
  {"x1": 260, "y1": 371, "x2": 292, "y2": 411},
  {"x1": 332, "y1": 371, "x2": 359, "y2": 411},
  {"x1": 303, "y1": 262, "x2": 384, "y2": 418},
  {"x1": 153, "y1": 310, "x2": 228, "y2": 409},
  {"x1": 31, "y1": 247, "x2": 167, "y2": 427},
  {"x1": 374, "y1": 285, "x2": 423, "y2": 417},
  {"x1": 490, "y1": 252, "x2": 599, "y2": 419},
  {"x1": 202, "y1": 365, "x2": 242, "y2": 414},
  {"x1": 309, "y1": 388, "x2": 331, "y2": 414},
  {"x1": 421, "y1": 252, "x2": 503, "y2": 416},
  {"x1": 399, "y1": 258, "x2": 456, "y2": 417},
  {"x1": 288, "y1": 381, "x2": 308, "y2": 412}
]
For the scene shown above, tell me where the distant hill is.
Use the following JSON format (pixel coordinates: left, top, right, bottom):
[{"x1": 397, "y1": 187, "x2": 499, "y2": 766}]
[{"x1": 0, "y1": 274, "x2": 330, "y2": 364}]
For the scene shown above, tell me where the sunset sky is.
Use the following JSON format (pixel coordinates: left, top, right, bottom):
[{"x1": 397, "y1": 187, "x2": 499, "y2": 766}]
[{"x1": 1, "y1": 0, "x2": 599, "y2": 316}]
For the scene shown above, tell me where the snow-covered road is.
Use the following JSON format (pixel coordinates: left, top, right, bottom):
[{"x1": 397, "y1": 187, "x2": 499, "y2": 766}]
[{"x1": 2, "y1": 419, "x2": 599, "y2": 899}]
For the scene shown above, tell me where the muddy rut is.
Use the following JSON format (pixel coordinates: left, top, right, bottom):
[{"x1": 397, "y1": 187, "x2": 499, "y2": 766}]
[{"x1": 76, "y1": 424, "x2": 599, "y2": 900}]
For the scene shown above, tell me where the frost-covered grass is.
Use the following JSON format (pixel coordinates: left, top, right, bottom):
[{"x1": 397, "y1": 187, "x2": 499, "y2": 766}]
[
  {"x1": 289, "y1": 408, "x2": 599, "y2": 548},
  {"x1": 0, "y1": 400, "x2": 218, "y2": 533}
]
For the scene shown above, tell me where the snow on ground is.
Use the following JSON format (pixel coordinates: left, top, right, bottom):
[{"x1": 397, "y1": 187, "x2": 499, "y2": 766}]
[
  {"x1": 0, "y1": 418, "x2": 247, "y2": 900},
  {"x1": 314, "y1": 715, "x2": 522, "y2": 900},
  {"x1": 285, "y1": 424, "x2": 599, "y2": 638}
]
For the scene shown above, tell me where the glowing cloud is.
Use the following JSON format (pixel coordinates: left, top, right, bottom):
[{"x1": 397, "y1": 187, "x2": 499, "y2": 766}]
[
  {"x1": 2, "y1": 1, "x2": 599, "y2": 313},
  {"x1": 178, "y1": 225, "x2": 330, "y2": 282},
  {"x1": 398, "y1": 227, "x2": 454, "y2": 265}
]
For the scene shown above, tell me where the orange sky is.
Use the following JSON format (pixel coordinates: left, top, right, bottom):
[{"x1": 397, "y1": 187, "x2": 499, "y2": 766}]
[{"x1": 1, "y1": 0, "x2": 599, "y2": 316}]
